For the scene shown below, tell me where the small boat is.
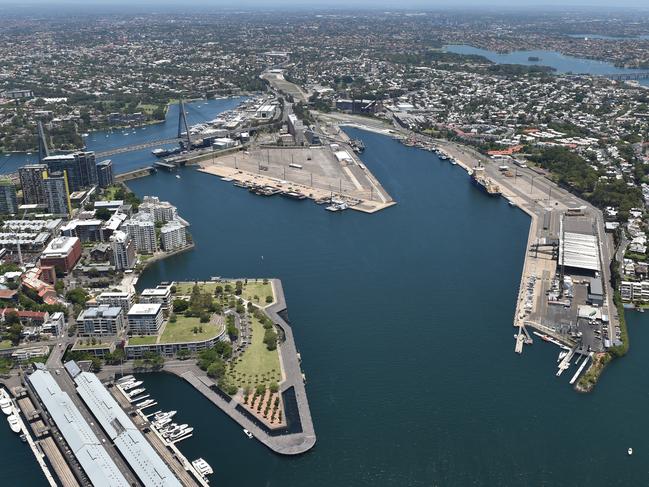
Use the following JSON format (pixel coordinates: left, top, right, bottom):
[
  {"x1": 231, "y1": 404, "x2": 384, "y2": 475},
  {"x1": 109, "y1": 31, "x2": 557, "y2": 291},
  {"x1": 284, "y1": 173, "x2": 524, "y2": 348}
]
[
  {"x1": 127, "y1": 388, "x2": 145, "y2": 397},
  {"x1": 170, "y1": 427, "x2": 193, "y2": 440},
  {"x1": 176, "y1": 175, "x2": 181, "y2": 179},
  {"x1": 192, "y1": 458, "x2": 213, "y2": 476},
  {"x1": 243, "y1": 428, "x2": 253, "y2": 439},
  {"x1": 220, "y1": 177, "x2": 234, "y2": 182},
  {"x1": 121, "y1": 380, "x2": 143, "y2": 391},
  {"x1": 154, "y1": 411, "x2": 177, "y2": 421},
  {"x1": 450, "y1": 159, "x2": 458, "y2": 165},
  {"x1": 117, "y1": 375, "x2": 135, "y2": 383},
  {"x1": 0, "y1": 389, "x2": 13, "y2": 416},
  {"x1": 628, "y1": 447, "x2": 633, "y2": 456},
  {"x1": 7, "y1": 414, "x2": 20, "y2": 433},
  {"x1": 136, "y1": 399, "x2": 155, "y2": 409}
]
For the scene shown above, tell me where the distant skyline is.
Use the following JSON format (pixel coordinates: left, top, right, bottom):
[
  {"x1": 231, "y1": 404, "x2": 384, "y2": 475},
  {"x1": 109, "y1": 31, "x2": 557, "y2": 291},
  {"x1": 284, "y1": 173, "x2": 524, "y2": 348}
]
[{"x1": 1, "y1": 0, "x2": 649, "y2": 9}]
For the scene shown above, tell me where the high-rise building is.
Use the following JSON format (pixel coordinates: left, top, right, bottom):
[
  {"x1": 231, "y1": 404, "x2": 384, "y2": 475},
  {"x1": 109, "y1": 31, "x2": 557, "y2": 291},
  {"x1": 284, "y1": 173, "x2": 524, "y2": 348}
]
[
  {"x1": 124, "y1": 215, "x2": 157, "y2": 254},
  {"x1": 109, "y1": 230, "x2": 136, "y2": 270},
  {"x1": 18, "y1": 164, "x2": 48, "y2": 205},
  {"x1": 139, "y1": 196, "x2": 178, "y2": 223},
  {"x1": 0, "y1": 180, "x2": 18, "y2": 215},
  {"x1": 160, "y1": 221, "x2": 187, "y2": 251},
  {"x1": 42, "y1": 172, "x2": 71, "y2": 216},
  {"x1": 43, "y1": 151, "x2": 97, "y2": 192},
  {"x1": 96, "y1": 160, "x2": 113, "y2": 189}
]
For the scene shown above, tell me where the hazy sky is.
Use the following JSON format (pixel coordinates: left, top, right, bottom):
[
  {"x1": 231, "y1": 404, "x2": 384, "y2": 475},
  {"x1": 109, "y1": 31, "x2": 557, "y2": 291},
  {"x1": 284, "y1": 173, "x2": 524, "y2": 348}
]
[{"x1": 0, "y1": 0, "x2": 648, "y2": 8}]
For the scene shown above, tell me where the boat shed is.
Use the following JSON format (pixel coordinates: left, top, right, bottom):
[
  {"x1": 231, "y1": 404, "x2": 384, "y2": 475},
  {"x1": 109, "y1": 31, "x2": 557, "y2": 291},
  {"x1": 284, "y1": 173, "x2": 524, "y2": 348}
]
[
  {"x1": 74, "y1": 372, "x2": 183, "y2": 487},
  {"x1": 28, "y1": 369, "x2": 129, "y2": 487}
]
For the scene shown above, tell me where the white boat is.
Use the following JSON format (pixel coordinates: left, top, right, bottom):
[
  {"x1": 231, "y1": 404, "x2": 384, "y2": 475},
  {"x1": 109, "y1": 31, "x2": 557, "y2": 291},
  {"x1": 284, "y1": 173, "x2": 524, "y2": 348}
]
[
  {"x1": 170, "y1": 427, "x2": 193, "y2": 440},
  {"x1": 192, "y1": 458, "x2": 213, "y2": 476},
  {"x1": 0, "y1": 389, "x2": 13, "y2": 416},
  {"x1": 243, "y1": 428, "x2": 253, "y2": 439},
  {"x1": 127, "y1": 388, "x2": 145, "y2": 397},
  {"x1": 121, "y1": 380, "x2": 143, "y2": 391},
  {"x1": 154, "y1": 411, "x2": 177, "y2": 421},
  {"x1": 175, "y1": 175, "x2": 181, "y2": 179},
  {"x1": 117, "y1": 375, "x2": 135, "y2": 383},
  {"x1": 154, "y1": 418, "x2": 172, "y2": 427},
  {"x1": 136, "y1": 399, "x2": 155, "y2": 409},
  {"x1": 7, "y1": 414, "x2": 20, "y2": 433},
  {"x1": 628, "y1": 447, "x2": 633, "y2": 456}
]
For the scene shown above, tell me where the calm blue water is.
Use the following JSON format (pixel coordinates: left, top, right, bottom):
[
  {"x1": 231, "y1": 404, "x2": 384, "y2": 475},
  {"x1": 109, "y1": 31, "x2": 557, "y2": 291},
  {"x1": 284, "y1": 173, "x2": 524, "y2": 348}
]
[
  {"x1": 116, "y1": 128, "x2": 649, "y2": 486},
  {"x1": 445, "y1": 44, "x2": 649, "y2": 86},
  {"x1": 0, "y1": 97, "x2": 245, "y2": 175}
]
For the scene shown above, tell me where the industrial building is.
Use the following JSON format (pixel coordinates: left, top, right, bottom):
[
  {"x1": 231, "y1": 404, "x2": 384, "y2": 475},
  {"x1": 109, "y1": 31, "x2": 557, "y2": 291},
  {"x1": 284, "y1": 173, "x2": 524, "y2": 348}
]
[
  {"x1": 559, "y1": 216, "x2": 601, "y2": 275},
  {"x1": 73, "y1": 372, "x2": 183, "y2": 487},
  {"x1": 28, "y1": 368, "x2": 130, "y2": 487}
]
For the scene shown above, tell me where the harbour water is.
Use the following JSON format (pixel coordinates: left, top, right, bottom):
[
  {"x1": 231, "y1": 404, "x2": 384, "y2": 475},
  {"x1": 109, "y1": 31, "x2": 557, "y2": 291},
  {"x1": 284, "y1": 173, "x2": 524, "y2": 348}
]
[
  {"x1": 444, "y1": 44, "x2": 649, "y2": 86},
  {"x1": 116, "y1": 128, "x2": 649, "y2": 486},
  {"x1": 0, "y1": 97, "x2": 245, "y2": 175}
]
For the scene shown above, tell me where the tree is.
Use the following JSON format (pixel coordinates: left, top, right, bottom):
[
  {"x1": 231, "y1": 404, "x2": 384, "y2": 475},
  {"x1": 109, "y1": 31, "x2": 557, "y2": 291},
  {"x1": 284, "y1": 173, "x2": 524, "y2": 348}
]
[
  {"x1": 169, "y1": 313, "x2": 177, "y2": 323},
  {"x1": 200, "y1": 313, "x2": 210, "y2": 323},
  {"x1": 265, "y1": 295, "x2": 273, "y2": 303},
  {"x1": 95, "y1": 207, "x2": 112, "y2": 221},
  {"x1": 66, "y1": 288, "x2": 89, "y2": 306},
  {"x1": 177, "y1": 349, "x2": 190, "y2": 360},
  {"x1": 264, "y1": 327, "x2": 278, "y2": 351},
  {"x1": 256, "y1": 384, "x2": 266, "y2": 395},
  {"x1": 206, "y1": 358, "x2": 225, "y2": 379},
  {"x1": 269, "y1": 382, "x2": 279, "y2": 393},
  {"x1": 172, "y1": 299, "x2": 189, "y2": 313}
]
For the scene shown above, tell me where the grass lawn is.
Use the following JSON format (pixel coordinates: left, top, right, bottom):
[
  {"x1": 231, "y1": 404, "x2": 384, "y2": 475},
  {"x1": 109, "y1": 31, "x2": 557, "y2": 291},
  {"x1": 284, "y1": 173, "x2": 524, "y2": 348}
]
[
  {"x1": 225, "y1": 315, "x2": 281, "y2": 389},
  {"x1": 174, "y1": 280, "x2": 273, "y2": 305},
  {"x1": 129, "y1": 336, "x2": 158, "y2": 345},
  {"x1": 159, "y1": 314, "x2": 222, "y2": 343},
  {"x1": 102, "y1": 185, "x2": 121, "y2": 201},
  {"x1": 137, "y1": 103, "x2": 161, "y2": 114},
  {"x1": 73, "y1": 339, "x2": 113, "y2": 349},
  {"x1": 0, "y1": 340, "x2": 13, "y2": 350},
  {"x1": 241, "y1": 281, "x2": 274, "y2": 305}
]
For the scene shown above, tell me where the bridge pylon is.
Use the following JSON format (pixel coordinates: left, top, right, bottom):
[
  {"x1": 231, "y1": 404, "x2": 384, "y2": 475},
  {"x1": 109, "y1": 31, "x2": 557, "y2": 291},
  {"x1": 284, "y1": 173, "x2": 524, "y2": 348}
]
[
  {"x1": 178, "y1": 99, "x2": 191, "y2": 149},
  {"x1": 38, "y1": 121, "x2": 50, "y2": 162}
]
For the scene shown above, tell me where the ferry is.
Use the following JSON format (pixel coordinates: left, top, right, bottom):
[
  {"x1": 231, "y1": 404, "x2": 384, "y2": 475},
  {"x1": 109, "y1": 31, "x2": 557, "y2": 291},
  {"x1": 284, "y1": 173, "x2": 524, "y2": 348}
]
[
  {"x1": 7, "y1": 414, "x2": 20, "y2": 433},
  {"x1": 192, "y1": 458, "x2": 213, "y2": 476},
  {"x1": 243, "y1": 428, "x2": 254, "y2": 439},
  {"x1": 0, "y1": 389, "x2": 13, "y2": 415}
]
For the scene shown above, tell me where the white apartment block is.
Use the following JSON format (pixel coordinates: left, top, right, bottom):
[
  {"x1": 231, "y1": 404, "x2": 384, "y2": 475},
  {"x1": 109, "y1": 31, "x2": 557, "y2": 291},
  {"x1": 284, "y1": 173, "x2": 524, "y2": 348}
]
[
  {"x1": 127, "y1": 303, "x2": 163, "y2": 335},
  {"x1": 77, "y1": 305, "x2": 125, "y2": 336},
  {"x1": 160, "y1": 221, "x2": 187, "y2": 251},
  {"x1": 124, "y1": 215, "x2": 157, "y2": 254},
  {"x1": 96, "y1": 291, "x2": 134, "y2": 317},
  {"x1": 140, "y1": 285, "x2": 172, "y2": 312},
  {"x1": 140, "y1": 196, "x2": 178, "y2": 223},
  {"x1": 620, "y1": 280, "x2": 649, "y2": 302}
]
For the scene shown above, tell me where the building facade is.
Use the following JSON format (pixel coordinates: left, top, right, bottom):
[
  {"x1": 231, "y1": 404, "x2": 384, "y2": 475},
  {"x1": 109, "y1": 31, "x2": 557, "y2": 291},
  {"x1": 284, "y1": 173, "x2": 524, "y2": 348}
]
[
  {"x1": 109, "y1": 230, "x2": 136, "y2": 270},
  {"x1": 42, "y1": 172, "x2": 71, "y2": 216},
  {"x1": 96, "y1": 159, "x2": 113, "y2": 188},
  {"x1": 43, "y1": 151, "x2": 97, "y2": 192},
  {"x1": 124, "y1": 216, "x2": 157, "y2": 254},
  {"x1": 18, "y1": 164, "x2": 48, "y2": 205},
  {"x1": 40, "y1": 236, "x2": 82, "y2": 274},
  {"x1": 77, "y1": 305, "x2": 124, "y2": 336},
  {"x1": 160, "y1": 221, "x2": 187, "y2": 251},
  {"x1": 0, "y1": 180, "x2": 18, "y2": 215},
  {"x1": 127, "y1": 303, "x2": 163, "y2": 335},
  {"x1": 96, "y1": 291, "x2": 134, "y2": 317}
]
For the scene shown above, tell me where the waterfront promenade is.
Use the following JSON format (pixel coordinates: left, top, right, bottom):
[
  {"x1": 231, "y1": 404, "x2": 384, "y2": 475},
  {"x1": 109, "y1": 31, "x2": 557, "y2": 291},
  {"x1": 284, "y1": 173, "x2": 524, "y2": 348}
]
[{"x1": 99, "y1": 278, "x2": 316, "y2": 455}]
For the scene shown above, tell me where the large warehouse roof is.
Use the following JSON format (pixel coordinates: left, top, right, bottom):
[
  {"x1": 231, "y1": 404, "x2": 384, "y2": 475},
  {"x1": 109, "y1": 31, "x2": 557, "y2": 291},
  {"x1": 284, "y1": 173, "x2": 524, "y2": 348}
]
[
  {"x1": 560, "y1": 231, "x2": 601, "y2": 272},
  {"x1": 28, "y1": 370, "x2": 129, "y2": 487},
  {"x1": 74, "y1": 372, "x2": 183, "y2": 487}
]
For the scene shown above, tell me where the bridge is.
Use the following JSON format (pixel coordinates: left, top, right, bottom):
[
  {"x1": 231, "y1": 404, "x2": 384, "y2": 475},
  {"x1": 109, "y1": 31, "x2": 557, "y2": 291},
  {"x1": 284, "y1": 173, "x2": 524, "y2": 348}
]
[
  {"x1": 95, "y1": 137, "x2": 183, "y2": 158},
  {"x1": 603, "y1": 72, "x2": 649, "y2": 81},
  {"x1": 37, "y1": 99, "x2": 194, "y2": 162}
]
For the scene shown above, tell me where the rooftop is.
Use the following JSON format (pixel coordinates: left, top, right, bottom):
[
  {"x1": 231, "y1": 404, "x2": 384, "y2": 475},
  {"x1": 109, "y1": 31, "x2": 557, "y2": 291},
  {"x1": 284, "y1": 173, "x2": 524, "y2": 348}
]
[{"x1": 128, "y1": 303, "x2": 162, "y2": 316}]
